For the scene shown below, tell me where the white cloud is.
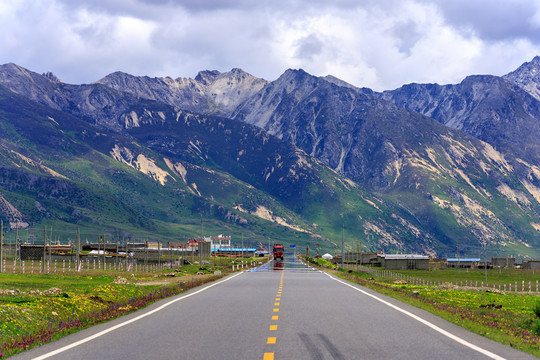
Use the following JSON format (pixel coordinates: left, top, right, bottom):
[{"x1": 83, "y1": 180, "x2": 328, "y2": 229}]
[{"x1": 0, "y1": 0, "x2": 539, "y2": 90}]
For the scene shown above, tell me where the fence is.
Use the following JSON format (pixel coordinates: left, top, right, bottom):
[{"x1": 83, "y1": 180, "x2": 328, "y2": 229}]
[
  {"x1": 356, "y1": 265, "x2": 540, "y2": 293},
  {"x1": 1, "y1": 258, "x2": 177, "y2": 275}
]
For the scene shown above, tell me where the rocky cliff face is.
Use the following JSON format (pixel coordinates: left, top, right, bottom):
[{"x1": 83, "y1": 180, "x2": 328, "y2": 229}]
[
  {"x1": 380, "y1": 74, "x2": 540, "y2": 164},
  {"x1": 504, "y1": 55, "x2": 540, "y2": 101},
  {"x1": 96, "y1": 68, "x2": 268, "y2": 117},
  {"x1": 232, "y1": 69, "x2": 469, "y2": 189}
]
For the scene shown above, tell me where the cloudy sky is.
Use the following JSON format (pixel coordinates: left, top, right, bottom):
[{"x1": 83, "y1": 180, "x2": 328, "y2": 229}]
[{"x1": 1, "y1": 0, "x2": 540, "y2": 91}]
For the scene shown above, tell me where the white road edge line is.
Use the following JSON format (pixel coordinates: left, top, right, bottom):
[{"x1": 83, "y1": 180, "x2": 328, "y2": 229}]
[
  {"x1": 33, "y1": 272, "x2": 244, "y2": 360},
  {"x1": 325, "y1": 273, "x2": 506, "y2": 360}
]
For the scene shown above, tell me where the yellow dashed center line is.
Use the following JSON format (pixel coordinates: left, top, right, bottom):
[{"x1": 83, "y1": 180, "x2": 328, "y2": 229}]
[{"x1": 263, "y1": 270, "x2": 284, "y2": 359}]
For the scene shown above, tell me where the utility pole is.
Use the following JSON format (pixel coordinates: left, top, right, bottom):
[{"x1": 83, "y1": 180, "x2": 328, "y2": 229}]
[
  {"x1": 0, "y1": 220, "x2": 3, "y2": 273},
  {"x1": 457, "y1": 244, "x2": 460, "y2": 274},
  {"x1": 144, "y1": 239, "x2": 148, "y2": 270},
  {"x1": 125, "y1": 238, "x2": 129, "y2": 271},
  {"x1": 42, "y1": 225, "x2": 47, "y2": 272},
  {"x1": 200, "y1": 216, "x2": 204, "y2": 270},
  {"x1": 76, "y1": 228, "x2": 80, "y2": 270},
  {"x1": 48, "y1": 226, "x2": 52, "y2": 263},
  {"x1": 341, "y1": 224, "x2": 344, "y2": 269},
  {"x1": 357, "y1": 238, "x2": 360, "y2": 269},
  {"x1": 15, "y1": 223, "x2": 19, "y2": 266},
  {"x1": 103, "y1": 234, "x2": 106, "y2": 269},
  {"x1": 241, "y1": 233, "x2": 244, "y2": 260},
  {"x1": 483, "y1": 242, "x2": 488, "y2": 282}
]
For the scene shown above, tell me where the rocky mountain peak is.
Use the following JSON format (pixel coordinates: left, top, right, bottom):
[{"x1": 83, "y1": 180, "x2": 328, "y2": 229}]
[
  {"x1": 504, "y1": 56, "x2": 540, "y2": 101},
  {"x1": 322, "y1": 75, "x2": 358, "y2": 90},
  {"x1": 194, "y1": 70, "x2": 221, "y2": 85},
  {"x1": 0, "y1": 63, "x2": 67, "y2": 110},
  {"x1": 279, "y1": 68, "x2": 312, "y2": 82},
  {"x1": 42, "y1": 72, "x2": 62, "y2": 83}
]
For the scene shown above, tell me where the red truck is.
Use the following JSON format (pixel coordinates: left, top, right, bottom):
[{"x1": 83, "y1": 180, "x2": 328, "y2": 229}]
[{"x1": 273, "y1": 244, "x2": 284, "y2": 261}]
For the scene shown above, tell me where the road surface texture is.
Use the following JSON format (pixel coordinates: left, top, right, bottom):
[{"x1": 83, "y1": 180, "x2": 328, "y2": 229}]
[{"x1": 13, "y1": 256, "x2": 535, "y2": 360}]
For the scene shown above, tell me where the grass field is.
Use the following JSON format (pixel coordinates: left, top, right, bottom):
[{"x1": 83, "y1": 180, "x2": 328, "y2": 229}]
[
  {"x1": 308, "y1": 257, "x2": 540, "y2": 358},
  {"x1": 393, "y1": 267, "x2": 540, "y2": 288},
  {"x1": 0, "y1": 256, "x2": 264, "y2": 358}
]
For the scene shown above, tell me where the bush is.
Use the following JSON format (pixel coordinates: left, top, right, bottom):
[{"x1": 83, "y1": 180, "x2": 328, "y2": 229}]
[
  {"x1": 533, "y1": 319, "x2": 540, "y2": 336},
  {"x1": 533, "y1": 301, "x2": 540, "y2": 318}
]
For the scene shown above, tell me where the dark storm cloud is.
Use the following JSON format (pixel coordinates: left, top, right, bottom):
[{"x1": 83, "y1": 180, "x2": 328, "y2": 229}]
[
  {"x1": 1, "y1": 0, "x2": 539, "y2": 90},
  {"x1": 392, "y1": 20, "x2": 422, "y2": 55},
  {"x1": 428, "y1": 0, "x2": 540, "y2": 42},
  {"x1": 295, "y1": 34, "x2": 325, "y2": 60}
]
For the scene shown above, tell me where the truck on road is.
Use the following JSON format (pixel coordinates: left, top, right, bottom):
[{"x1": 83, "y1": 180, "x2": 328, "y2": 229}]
[{"x1": 273, "y1": 244, "x2": 284, "y2": 261}]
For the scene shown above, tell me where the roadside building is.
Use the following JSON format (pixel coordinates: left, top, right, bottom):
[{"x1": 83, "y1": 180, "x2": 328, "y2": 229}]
[
  {"x1": 20, "y1": 244, "x2": 72, "y2": 260},
  {"x1": 447, "y1": 258, "x2": 481, "y2": 269},
  {"x1": 216, "y1": 247, "x2": 256, "y2": 257},
  {"x1": 379, "y1": 254, "x2": 430, "y2": 270},
  {"x1": 522, "y1": 260, "x2": 540, "y2": 270},
  {"x1": 208, "y1": 235, "x2": 231, "y2": 250},
  {"x1": 492, "y1": 257, "x2": 516, "y2": 268}
]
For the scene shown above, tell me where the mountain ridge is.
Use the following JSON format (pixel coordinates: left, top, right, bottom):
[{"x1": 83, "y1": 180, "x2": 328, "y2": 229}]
[{"x1": 1, "y1": 60, "x2": 540, "y2": 257}]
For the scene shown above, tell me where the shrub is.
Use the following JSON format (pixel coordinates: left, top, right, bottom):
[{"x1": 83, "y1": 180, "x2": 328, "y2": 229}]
[
  {"x1": 533, "y1": 301, "x2": 540, "y2": 319},
  {"x1": 533, "y1": 319, "x2": 540, "y2": 336}
]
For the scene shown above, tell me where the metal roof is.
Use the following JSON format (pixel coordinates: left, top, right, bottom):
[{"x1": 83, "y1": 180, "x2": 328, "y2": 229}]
[
  {"x1": 382, "y1": 254, "x2": 429, "y2": 260},
  {"x1": 447, "y1": 258, "x2": 481, "y2": 262}
]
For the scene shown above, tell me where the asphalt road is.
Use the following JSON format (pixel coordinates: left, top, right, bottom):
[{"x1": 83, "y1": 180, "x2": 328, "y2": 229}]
[{"x1": 13, "y1": 256, "x2": 536, "y2": 360}]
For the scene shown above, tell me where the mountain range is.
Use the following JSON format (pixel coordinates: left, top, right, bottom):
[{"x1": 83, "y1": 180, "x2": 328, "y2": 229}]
[{"x1": 1, "y1": 57, "x2": 540, "y2": 258}]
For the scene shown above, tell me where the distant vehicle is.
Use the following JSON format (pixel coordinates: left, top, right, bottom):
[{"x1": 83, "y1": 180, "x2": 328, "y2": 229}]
[{"x1": 273, "y1": 244, "x2": 284, "y2": 261}]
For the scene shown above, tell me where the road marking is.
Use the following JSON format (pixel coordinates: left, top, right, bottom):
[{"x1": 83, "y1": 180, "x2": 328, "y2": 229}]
[
  {"x1": 325, "y1": 273, "x2": 506, "y2": 360},
  {"x1": 32, "y1": 272, "x2": 244, "y2": 360},
  {"x1": 264, "y1": 267, "x2": 283, "y2": 359}
]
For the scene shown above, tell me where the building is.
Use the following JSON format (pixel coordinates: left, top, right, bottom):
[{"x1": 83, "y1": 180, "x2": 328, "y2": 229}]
[
  {"x1": 523, "y1": 260, "x2": 540, "y2": 270},
  {"x1": 379, "y1": 254, "x2": 430, "y2": 270},
  {"x1": 492, "y1": 257, "x2": 516, "y2": 268},
  {"x1": 342, "y1": 252, "x2": 378, "y2": 265},
  {"x1": 447, "y1": 258, "x2": 481, "y2": 269},
  {"x1": 208, "y1": 235, "x2": 231, "y2": 250},
  {"x1": 215, "y1": 248, "x2": 256, "y2": 257}
]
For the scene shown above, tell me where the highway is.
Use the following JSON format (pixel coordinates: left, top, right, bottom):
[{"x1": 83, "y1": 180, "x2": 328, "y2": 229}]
[{"x1": 13, "y1": 256, "x2": 535, "y2": 360}]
